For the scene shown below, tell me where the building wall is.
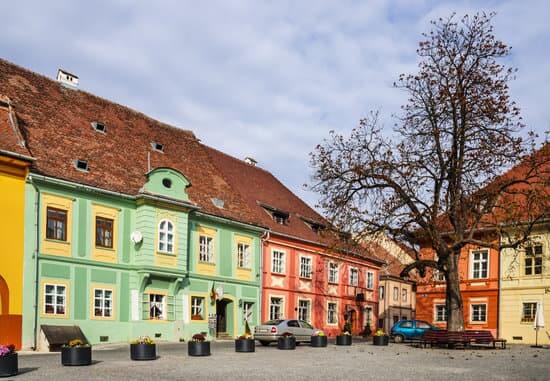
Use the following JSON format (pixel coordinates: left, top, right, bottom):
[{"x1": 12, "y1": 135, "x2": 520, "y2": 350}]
[
  {"x1": 500, "y1": 227, "x2": 550, "y2": 344},
  {"x1": 0, "y1": 156, "x2": 30, "y2": 349},
  {"x1": 262, "y1": 235, "x2": 380, "y2": 336},
  {"x1": 378, "y1": 277, "x2": 416, "y2": 333}
]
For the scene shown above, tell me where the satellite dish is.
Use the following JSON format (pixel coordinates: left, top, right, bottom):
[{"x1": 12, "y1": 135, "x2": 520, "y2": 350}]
[{"x1": 131, "y1": 231, "x2": 143, "y2": 244}]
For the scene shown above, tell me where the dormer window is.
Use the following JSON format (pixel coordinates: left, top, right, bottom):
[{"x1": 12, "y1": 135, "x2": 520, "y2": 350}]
[
  {"x1": 300, "y1": 216, "x2": 326, "y2": 234},
  {"x1": 273, "y1": 212, "x2": 288, "y2": 225},
  {"x1": 91, "y1": 121, "x2": 106, "y2": 133},
  {"x1": 151, "y1": 142, "x2": 164, "y2": 153},
  {"x1": 259, "y1": 202, "x2": 289, "y2": 225},
  {"x1": 74, "y1": 159, "x2": 89, "y2": 172}
]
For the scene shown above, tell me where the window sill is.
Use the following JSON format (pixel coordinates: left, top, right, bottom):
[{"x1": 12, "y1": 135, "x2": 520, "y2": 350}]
[
  {"x1": 157, "y1": 251, "x2": 176, "y2": 256},
  {"x1": 271, "y1": 272, "x2": 285, "y2": 276},
  {"x1": 237, "y1": 267, "x2": 252, "y2": 271},
  {"x1": 299, "y1": 276, "x2": 312, "y2": 281},
  {"x1": 469, "y1": 321, "x2": 487, "y2": 325},
  {"x1": 45, "y1": 238, "x2": 70, "y2": 245},
  {"x1": 198, "y1": 261, "x2": 216, "y2": 266},
  {"x1": 328, "y1": 281, "x2": 339, "y2": 286},
  {"x1": 96, "y1": 246, "x2": 115, "y2": 252}
]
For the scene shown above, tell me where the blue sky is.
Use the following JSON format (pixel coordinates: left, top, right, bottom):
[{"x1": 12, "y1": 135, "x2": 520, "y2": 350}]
[{"x1": 1, "y1": 1, "x2": 548, "y2": 208}]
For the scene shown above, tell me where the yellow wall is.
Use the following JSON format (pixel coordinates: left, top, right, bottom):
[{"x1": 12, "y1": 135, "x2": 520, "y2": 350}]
[
  {"x1": 500, "y1": 228, "x2": 550, "y2": 344},
  {"x1": 0, "y1": 156, "x2": 30, "y2": 316}
]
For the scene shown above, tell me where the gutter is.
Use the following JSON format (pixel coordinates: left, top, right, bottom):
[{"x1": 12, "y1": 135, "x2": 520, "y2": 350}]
[
  {"x1": 0, "y1": 149, "x2": 35, "y2": 163},
  {"x1": 28, "y1": 176, "x2": 40, "y2": 350},
  {"x1": 259, "y1": 230, "x2": 270, "y2": 323}
]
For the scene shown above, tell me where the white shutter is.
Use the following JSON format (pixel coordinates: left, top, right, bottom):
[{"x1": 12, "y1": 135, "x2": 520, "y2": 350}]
[
  {"x1": 131, "y1": 290, "x2": 139, "y2": 321},
  {"x1": 182, "y1": 294, "x2": 190, "y2": 324}
]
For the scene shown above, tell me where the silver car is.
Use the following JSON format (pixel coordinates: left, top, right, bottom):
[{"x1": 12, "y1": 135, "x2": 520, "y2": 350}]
[{"x1": 254, "y1": 319, "x2": 318, "y2": 346}]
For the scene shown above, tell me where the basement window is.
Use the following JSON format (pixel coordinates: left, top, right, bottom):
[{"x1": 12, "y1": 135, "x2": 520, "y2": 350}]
[
  {"x1": 74, "y1": 159, "x2": 89, "y2": 172},
  {"x1": 91, "y1": 121, "x2": 106, "y2": 133},
  {"x1": 151, "y1": 142, "x2": 164, "y2": 153}
]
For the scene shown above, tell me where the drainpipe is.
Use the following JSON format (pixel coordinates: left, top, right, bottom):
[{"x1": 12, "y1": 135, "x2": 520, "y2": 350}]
[
  {"x1": 497, "y1": 242, "x2": 502, "y2": 338},
  {"x1": 259, "y1": 230, "x2": 270, "y2": 324},
  {"x1": 29, "y1": 176, "x2": 40, "y2": 350}
]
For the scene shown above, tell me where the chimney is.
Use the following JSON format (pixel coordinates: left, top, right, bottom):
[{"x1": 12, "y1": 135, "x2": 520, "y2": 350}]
[
  {"x1": 56, "y1": 68, "x2": 79, "y2": 88},
  {"x1": 244, "y1": 157, "x2": 257, "y2": 166}
]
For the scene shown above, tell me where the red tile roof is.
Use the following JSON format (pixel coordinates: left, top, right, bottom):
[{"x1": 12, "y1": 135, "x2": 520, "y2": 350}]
[
  {"x1": 0, "y1": 58, "x2": 262, "y2": 226},
  {"x1": 0, "y1": 96, "x2": 32, "y2": 159}
]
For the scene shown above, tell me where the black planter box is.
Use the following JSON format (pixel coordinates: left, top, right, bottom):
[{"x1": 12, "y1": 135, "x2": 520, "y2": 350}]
[
  {"x1": 188, "y1": 341, "x2": 211, "y2": 356},
  {"x1": 336, "y1": 335, "x2": 352, "y2": 346},
  {"x1": 130, "y1": 343, "x2": 157, "y2": 360},
  {"x1": 61, "y1": 346, "x2": 92, "y2": 366},
  {"x1": 373, "y1": 335, "x2": 389, "y2": 346},
  {"x1": 310, "y1": 335, "x2": 328, "y2": 347},
  {"x1": 0, "y1": 353, "x2": 18, "y2": 378},
  {"x1": 277, "y1": 336, "x2": 296, "y2": 350},
  {"x1": 235, "y1": 339, "x2": 255, "y2": 353}
]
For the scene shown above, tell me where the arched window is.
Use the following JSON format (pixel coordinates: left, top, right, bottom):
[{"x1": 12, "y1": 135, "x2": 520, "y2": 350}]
[{"x1": 158, "y1": 219, "x2": 174, "y2": 253}]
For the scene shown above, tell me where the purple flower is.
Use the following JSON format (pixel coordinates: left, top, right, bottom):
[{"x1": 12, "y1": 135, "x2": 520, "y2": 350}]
[{"x1": 0, "y1": 344, "x2": 15, "y2": 357}]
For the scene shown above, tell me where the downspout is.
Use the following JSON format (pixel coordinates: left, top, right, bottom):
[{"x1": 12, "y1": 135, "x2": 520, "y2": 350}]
[
  {"x1": 259, "y1": 230, "x2": 270, "y2": 324},
  {"x1": 497, "y1": 242, "x2": 502, "y2": 338},
  {"x1": 29, "y1": 175, "x2": 40, "y2": 350}
]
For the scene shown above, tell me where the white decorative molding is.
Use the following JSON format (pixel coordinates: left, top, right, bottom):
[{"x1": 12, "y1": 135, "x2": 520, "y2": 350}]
[
  {"x1": 270, "y1": 276, "x2": 284, "y2": 288},
  {"x1": 299, "y1": 280, "x2": 312, "y2": 292},
  {"x1": 131, "y1": 290, "x2": 139, "y2": 321}
]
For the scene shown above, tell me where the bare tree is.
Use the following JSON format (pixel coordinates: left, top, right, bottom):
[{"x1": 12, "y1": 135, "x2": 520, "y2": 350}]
[{"x1": 310, "y1": 13, "x2": 549, "y2": 331}]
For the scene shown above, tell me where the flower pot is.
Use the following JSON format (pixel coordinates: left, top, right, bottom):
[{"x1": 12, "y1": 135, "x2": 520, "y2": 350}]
[
  {"x1": 235, "y1": 339, "x2": 255, "y2": 353},
  {"x1": 0, "y1": 353, "x2": 18, "y2": 377},
  {"x1": 61, "y1": 346, "x2": 92, "y2": 366},
  {"x1": 336, "y1": 335, "x2": 352, "y2": 346},
  {"x1": 277, "y1": 336, "x2": 296, "y2": 350},
  {"x1": 373, "y1": 335, "x2": 389, "y2": 346},
  {"x1": 310, "y1": 335, "x2": 328, "y2": 348},
  {"x1": 188, "y1": 341, "x2": 211, "y2": 356},
  {"x1": 130, "y1": 343, "x2": 157, "y2": 360}
]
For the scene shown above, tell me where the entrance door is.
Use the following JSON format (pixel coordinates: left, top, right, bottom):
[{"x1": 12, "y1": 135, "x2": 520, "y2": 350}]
[{"x1": 216, "y1": 300, "x2": 228, "y2": 335}]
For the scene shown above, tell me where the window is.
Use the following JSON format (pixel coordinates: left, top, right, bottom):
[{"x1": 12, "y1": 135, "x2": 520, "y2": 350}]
[
  {"x1": 287, "y1": 320, "x2": 300, "y2": 327},
  {"x1": 149, "y1": 294, "x2": 165, "y2": 320},
  {"x1": 402, "y1": 289, "x2": 408, "y2": 303},
  {"x1": 162, "y1": 178, "x2": 172, "y2": 188},
  {"x1": 237, "y1": 242, "x2": 251, "y2": 269},
  {"x1": 522, "y1": 302, "x2": 537, "y2": 323},
  {"x1": 471, "y1": 250, "x2": 489, "y2": 279},
  {"x1": 366, "y1": 271, "x2": 374, "y2": 289},
  {"x1": 273, "y1": 212, "x2": 288, "y2": 225},
  {"x1": 199, "y1": 235, "x2": 214, "y2": 263},
  {"x1": 46, "y1": 207, "x2": 67, "y2": 241},
  {"x1": 327, "y1": 302, "x2": 338, "y2": 324},
  {"x1": 95, "y1": 217, "x2": 113, "y2": 248},
  {"x1": 349, "y1": 268, "x2": 358, "y2": 286},
  {"x1": 433, "y1": 269, "x2": 445, "y2": 282},
  {"x1": 272, "y1": 250, "x2": 285, "y2": 274},
  {"x1": 365, "y1": 307, "x2": 372, "y2": 325},
  {"x1": 43, "y1": 283, "x2": 66, "y2": 316},
  {"x1": 300, "y1": 256, "x2": 312, "y2": 278},
  {"x1": 74, "y1": 159, "x2": 89, "y2": 171},
  {"x1": 151, "y1": 141, "x2": 164, "y2": 152},
  {"x1": 269, "y1": 297, "x2": 283, "y2": 320},
  {"x1": 400, "y1": 321, "x2": 413, "y2": 328},
  {"x1": 93, "y1": 288, "x2": 113, "y2": 318},
  {"x1": 417, "y1": 321, "x2": 431, "y2": 329},
  {"x1": 191, "y1": 296, "x2": 205, "y2": 320},
  {"x1": 471, "y1": 304, "x2": 487, "y2": 322},
  {"x1": 393, "y1": 315, "x2": 399, "y2": 324},
  {"x1": 243, "y1": 302, "x2": 254, "y2": 322},
  {"x1": 393, "y1": 287, "x2": 399, "y2": 301},
  {"x1": 298, "y1": 299, "x2": 311, "y2": 322},
  {"x1": 158, "y1": 219, "x2": 174, "y2": 254},
  {"x1": 525, "y1": 244, "x2": 543, "y2": 276},
  {"x1": 91, "y1": 121, "x2": 106, "y2": 133},
  {"x1": 328, "y1": 262, "x2": 339, "y2": 284},
  {"x1": 379, "y1": 286, "x2": 384, "y2": 299},
  {"x1": 435, "y1": 305, "x2": 447, "y2": 322}
]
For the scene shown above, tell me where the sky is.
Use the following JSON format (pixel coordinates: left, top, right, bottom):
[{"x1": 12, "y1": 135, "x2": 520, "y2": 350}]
[{"x1": 1, "y1": 0, "x2": 549, "y2": 210}]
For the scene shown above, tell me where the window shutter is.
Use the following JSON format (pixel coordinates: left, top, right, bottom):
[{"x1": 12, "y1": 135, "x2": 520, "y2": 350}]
[
  {"x1": 142, "y1": 294, "x2": 149, "y2": 320},
  {"x1": 182, "y1": 295, "x2": 190, "y2": 323},
  {"x1": 131, "y1": 290, "x2": 139, "y2": 321},
  {"x1": 167, "y1": 295, "x2": 176, "y2": 321}
]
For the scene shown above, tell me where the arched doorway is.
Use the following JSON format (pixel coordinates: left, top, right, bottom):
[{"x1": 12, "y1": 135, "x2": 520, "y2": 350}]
[{"x1": 0, "y1": 275, "x2": 9, "y2": 315}]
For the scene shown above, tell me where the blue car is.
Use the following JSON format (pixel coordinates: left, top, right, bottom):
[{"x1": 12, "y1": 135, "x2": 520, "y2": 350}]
[{"x1": 391, "y1": 319, "x2": 439, "y2": 343}]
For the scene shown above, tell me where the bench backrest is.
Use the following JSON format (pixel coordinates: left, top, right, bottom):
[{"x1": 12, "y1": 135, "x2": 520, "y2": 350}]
[{"x1": 464, "y1": 330, "x2": 495, "y2": 342}]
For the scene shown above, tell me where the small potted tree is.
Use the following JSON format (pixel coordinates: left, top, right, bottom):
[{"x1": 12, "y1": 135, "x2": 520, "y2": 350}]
[
  {"x1": 235, "y1": 321, "x2": 255, "y2": 353},
  {"x1": 61, "y1": 339, "x2": 92, "y2": 366},
  {"x1": 373, "y1": 329, "x2": 389, "y2": 346},
  {"x1": 188, "y1": 333, "x2": 211, "y2": 356},
  {"x1": 130, "y1": 336, "x2": 157, "y2": 361},
  {"x1": 310, "y1": 330, "x2": 328, "y2": 348},
  {"x1": 0, "y1": 344, "x2": 17, "y2": 377},
  {"x1": 277, "y1": 332, "x2": 296, "y2": 350}
]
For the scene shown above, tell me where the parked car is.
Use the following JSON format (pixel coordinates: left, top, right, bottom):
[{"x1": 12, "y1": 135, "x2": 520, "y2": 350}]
[
  {"x1": 391, "y1": 319, "x2": 440, "y2": 343},
  {"x1": 254, "y1": 319, "x2": 319, "y2": 346}
]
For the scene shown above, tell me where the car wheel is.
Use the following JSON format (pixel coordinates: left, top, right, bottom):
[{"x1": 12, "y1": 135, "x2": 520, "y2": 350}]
[
  {"x1": 259, "y1": 340, "x2": 271, "y2": 346},
  {"x1": 394, "y1": 334, "x2": 404, "y2": 344}
]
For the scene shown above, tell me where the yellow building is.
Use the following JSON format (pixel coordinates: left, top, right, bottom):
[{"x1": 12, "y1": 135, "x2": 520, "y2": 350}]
[
  {"x1": 500, "y1": 225, "x2": 550, "y2": 345},
  {"x1": 0, "y1": 97, "x2": 33, "y2": 349}
]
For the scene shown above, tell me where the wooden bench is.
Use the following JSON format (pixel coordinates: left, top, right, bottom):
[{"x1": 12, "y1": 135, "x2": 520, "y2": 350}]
[
  {"x1": 420, "y1": 330, "x2": 448, "y2": 348},
  {"x1": 464, "y1": 330, "x2": 507, "y2": 349}
]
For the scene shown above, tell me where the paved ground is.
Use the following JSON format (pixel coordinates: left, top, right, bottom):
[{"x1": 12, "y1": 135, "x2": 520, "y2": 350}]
[{"x1": 10, "y1": 339, "x2": 550, "y2": 380}]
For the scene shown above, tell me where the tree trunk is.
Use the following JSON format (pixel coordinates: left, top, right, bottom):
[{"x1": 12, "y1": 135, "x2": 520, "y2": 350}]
[{"x1": 445, "y1": 251, "x2": 464, "y2": 332}]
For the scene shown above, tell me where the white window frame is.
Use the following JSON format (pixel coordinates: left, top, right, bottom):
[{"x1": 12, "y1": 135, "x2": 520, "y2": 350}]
[
  {"x1": 43, "y1": 283, "x2": 67, "y2": 316},
  {"x1": 433, "y1": 269, "x2": 445, "y2": 282},
  {"x1": 393, "y1": 286, "x2": 399, "y2": 301},
  {"x1": 298, "y1": 298, "x2": 311, "y2": 322},
  {"x1": 191, "y1": 296, "x2": 205, "y2": 320},
  {"x1": 199, "y1": 234, "x2": 214, "y2": 263},
  {"x1": 470, "y1": 303, "x2": 487, "y2": 323},
  {"x1": 349, "y1": 267, "x2": 359, "y2": 286},
  {"x1": 237, "y1": 242, "x2": 251, "y2": 269},
  {"x1": 243, "y1": 301, "x2": 254, "y2": 322},
  {"x1": 149, "y1": 293, "x2": 166, "y2": 320},
  {"x1": 402, "y1": 288, "x2": 408, "y2": 303},
  {"x1": 524, "y1": 243, "x2": 543, "y2": 276},
  {"x1": 379, "y1": 285, "x2": 384, "y2": 300},
  {"x1": 366, "y1": 271, "x2": 374, "y2": 289},
  {"x1": 470, "y1": 249, "x2": 489, "y2": 279},
  {"x1": 328, "y1": 261, "x2": 339, "y2": 284},
  {"x1": 158, "y1": 219, "x2": 174, "y2": 254},
  {"x1": 93, "y1": 287, "x2": 113, "y2": 318},
  {"x1": 271, "y1": 249, "x2": 286, "y2": 274},
  {"x1": 299, "y1": 255, "x2": 313, "y2": 279},
  {"x1": 327, "y1": 301, "x2": 338, "y2": 325},
  {"x1": 522, "y1": 302, "x2": 538, "y2": 323},
  {"x1": 269, "y1": 296, "x2": 284, "y2": 320},
  {"x1": 434, "y1": 304, "x2": 447, "y2": 322}
]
